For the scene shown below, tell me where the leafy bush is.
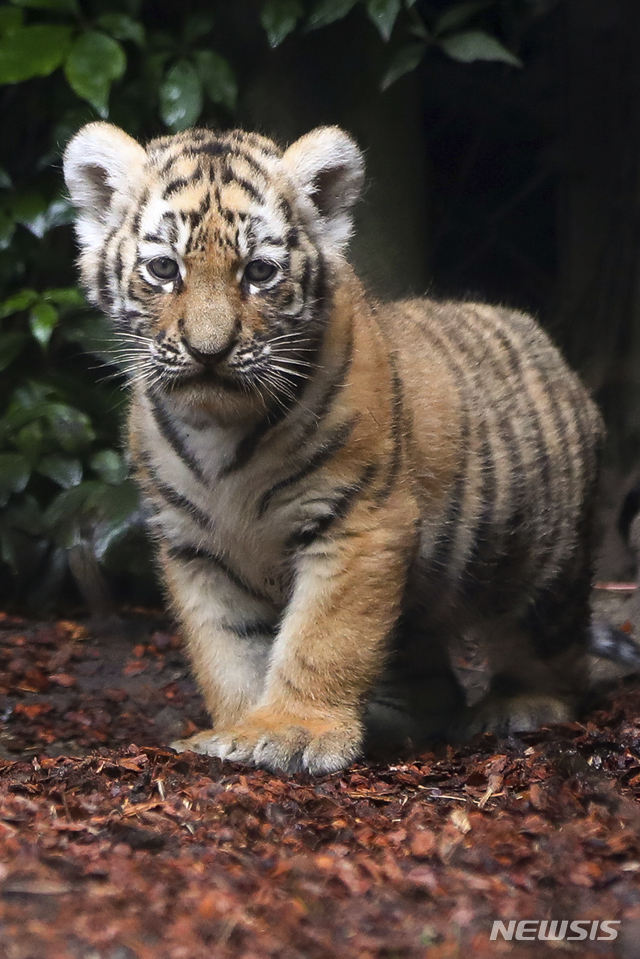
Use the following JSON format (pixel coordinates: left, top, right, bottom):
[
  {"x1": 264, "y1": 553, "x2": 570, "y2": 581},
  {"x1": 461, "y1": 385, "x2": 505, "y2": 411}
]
[{"x1": 0, "y1": 0, "x2": 522, "y2": 609}]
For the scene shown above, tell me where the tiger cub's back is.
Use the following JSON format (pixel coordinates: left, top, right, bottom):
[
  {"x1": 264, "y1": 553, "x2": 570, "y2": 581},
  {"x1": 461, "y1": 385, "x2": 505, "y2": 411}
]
[{"x1": 388, "y1": 297, "x2": 604, "y2": 620}]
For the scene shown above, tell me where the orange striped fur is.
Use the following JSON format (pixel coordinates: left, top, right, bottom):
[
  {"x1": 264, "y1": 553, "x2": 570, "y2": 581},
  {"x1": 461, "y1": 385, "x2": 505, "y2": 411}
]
[{"x1": 64, "y1": 123, "x2": 604, "y2": 772}]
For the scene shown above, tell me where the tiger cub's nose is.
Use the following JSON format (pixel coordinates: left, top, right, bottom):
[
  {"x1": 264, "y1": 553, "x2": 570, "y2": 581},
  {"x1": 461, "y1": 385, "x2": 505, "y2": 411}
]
[{"x1": 182, "y1": 336, "x2": 237, "y2": 368}]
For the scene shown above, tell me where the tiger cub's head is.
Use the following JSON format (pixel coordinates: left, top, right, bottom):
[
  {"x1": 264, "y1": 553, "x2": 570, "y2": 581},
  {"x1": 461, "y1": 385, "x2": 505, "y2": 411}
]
[{"x1": 63, "y1": 123, "x2": 364, "y2": 417}]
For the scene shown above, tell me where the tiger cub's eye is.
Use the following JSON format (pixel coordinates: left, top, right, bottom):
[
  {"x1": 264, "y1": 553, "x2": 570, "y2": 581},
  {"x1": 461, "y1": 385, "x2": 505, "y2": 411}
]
[
  {"x1": 147, "y1": 256, "x2": 180, "y2": 282},
  {"x1": 244, "y1": 259, "x2": 278, "y2": 284}
]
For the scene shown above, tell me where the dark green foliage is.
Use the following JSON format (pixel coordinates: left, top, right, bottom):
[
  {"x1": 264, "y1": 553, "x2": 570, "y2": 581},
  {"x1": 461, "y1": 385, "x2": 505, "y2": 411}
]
[{"x1": 0, "y1": 0, "x2": 523, "y2": 609}]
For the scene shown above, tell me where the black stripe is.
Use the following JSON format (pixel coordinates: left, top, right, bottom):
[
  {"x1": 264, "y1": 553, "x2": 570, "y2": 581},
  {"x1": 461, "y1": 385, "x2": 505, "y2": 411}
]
[
  {"x1": 287, "y1": 463, "x2": 378, "y2": 549},
  {"x1": 116, "y1": 308, "x2": 143, "y2": 334},
  {"x1": 333, "y1": 463, "x2": 378, "y2": 519},
  {"x1": 279, "y1": 196, "x2": 293, "y2": 221},
  {"x1": 166, "y1": 545, "x2": 272, "y2": 605},
  {"x1": 113, "y1": 234, "x2": 125, "y2": 286},
  {"x1": 440, "y1": 315, "x2": 538, "y2": 603},
  {"x1": 220, "y1": 400, "x2": 292, "y2": 477},
  {"x1": 160, "y1": 210, "x2": 179, "y2": 245},
  {"x1": 147, "y1": 393, "x2": 209, "y2": 486},
  {"x1": 227, "y1": 147, "x2": 270, "y2": 182},
  {"x1": 237, "y1": 133, "x2": 281, "y2": 157},
  {"x1": 310, "y1": 255, "x2": 328, "y2": 318},
  {"x1": 492, "y1": 326, "x2": 555, "y2": 568},
  {"x1": 163, "y1": 176, "x2": 194, "y2": 198},
  {"x1": 196, "y1": 191, "x2": 212, "y2": 219},
  {"x1": 137, "y1": 451, "x2": 212, "y2": 530},
  {"x1": 296, "y1": 323, "x2": 354, "y2": 447},
  {"x1": 220, "y1": 163, "x2": 263, "y2": 204},
  {"x1": 190, "y1": 140, "x2": 228, "y2": 158},
  {"x1": 436, "y1": 318, "x2": 501, "y2": 596},
  {"x1": 493, "y1": 327, "x2": 553, "y2": 496},
  {"x1": 490, "y1": 315, "x2": 577, "y2": 587},
  {"x1": 158, "y1": 153, "x2": 180, "y2": 176},
  {"x1": 152, "y1": 480, "x2": 212, "y2": 531},
  {"x1": 261, "y1": 235, "x2": 286, "y2": 248},
  {"x1": 416, "y1": 325, "x2": 471, "y2": 578},
  {"x1": 131, "y1": 187, "x2": 149, "y2": 236},
  {"x1": 258, "y1": 417, "x2": 358, "y2": 517},
  {"x1": 300, "y1": 256, "x2": 312, "y2": 301},
  {"x1": 375, "y1": 358, "x2": 404, "y2": 503},
  {"x1": 528, "y1": 359, "x2": 572, "y2": 570},
  {"x1": 428, "y1": 466, "x2": 467, "y2": 579},
  {"x1": 97, "y1": 226, "x2": 118, "y2": 311}
]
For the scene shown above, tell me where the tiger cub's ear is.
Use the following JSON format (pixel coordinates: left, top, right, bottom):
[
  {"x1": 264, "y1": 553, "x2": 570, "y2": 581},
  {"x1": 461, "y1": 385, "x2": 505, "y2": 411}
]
[
  {"x1": 283, "y1": 126, "x2": 364, "y2": 254},
  {"x1": 63, "y1": 122, "x2": 147, "y2": 248}
]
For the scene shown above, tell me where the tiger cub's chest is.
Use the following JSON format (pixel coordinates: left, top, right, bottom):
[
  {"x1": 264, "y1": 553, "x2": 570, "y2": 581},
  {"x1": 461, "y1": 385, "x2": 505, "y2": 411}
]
[{"x1": 134, "y1": 394, "x2": 341, "y2": 604}]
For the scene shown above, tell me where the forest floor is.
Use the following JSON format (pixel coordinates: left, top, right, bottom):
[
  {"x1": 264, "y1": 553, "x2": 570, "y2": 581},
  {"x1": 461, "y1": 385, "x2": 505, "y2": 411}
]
[{"x1": 1, "y1": 591, "x2": 640, "y2": 959}]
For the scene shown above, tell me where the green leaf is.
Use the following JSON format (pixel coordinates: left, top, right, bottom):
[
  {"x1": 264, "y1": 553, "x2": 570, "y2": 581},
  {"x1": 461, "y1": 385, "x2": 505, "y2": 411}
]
[
  {"x1": 41, "y1": 196, "x2": 76, "y2": 233},
  {"x1": 433, "y1": 1, "x2": 493, "y2": 36},
  {"x1": 0, "y1": 331, "x2": 27, "y2": 371},
  {"x1": 14, "y1": 420, "x2": 45, "y2": 459},
  {"x1": 8, "y1": 194, "x2": 72, "y2": 239},
  {"x1": 438, "y1": 30, "x2": 522, "y2": 66},
  {"x1": 36, "y1": 453, "x2": 82, "y2": 489},
  {"x1": 10, "y1": 192, "x2": 48, "y2": 237},
  {"x1": 9, "y1": 0, "x2": 79, "y2": 11},
  {"x1": 43, "y1": 483, "x2": 90, "y2": 544},
  {"x1": 182, "y1": 12, "x2": 215, "y2": 45},
  {"x1": 160, "y1": 58, "x2": 203, "y2": 130},
  {"x1": 64, "y1": 31, "x2": 127, "y2": 118},
  {"x1": 0, "y1": 166, "x2": 12, "y2": 188},
  {"x1": 43, "y1": 287, "x2": 85, "y2": 308},
  {"x1": 43, "y1": 480, "x2": 139, "y2": 551},
  {"x1": 90, "y1": 481, "x2": 140, "y2": 559},
  {"x1": 260, "y1": 0, "x2": 304, "y2": 47},
  {"x1": 90, "y1": 449, "x2": 127, "y2": 485},
  {"x1": 8, "y1": 380, "x2": 54, "y2": 410},
  {"x1": 0, "y1": 288, "x2": 38, "y2": 318},
  {"x1": 0, "y1": 494, "x2": 44, "y2": 538},
  {"x1": 88, "y1": 479, "x2": 139, "y2": 523},
  {"x1": 97, "y1": 13, "x2": 145, "y2": 47},
  {"x1": 47, "y1": 403, "x2": 95, "y2": 453},
  {"x1": 193, "y1": 51, "x2": 237, "y2": 112},
  {"x1": 381, "y1": 42, "x2": 425, "y2": 90},
  {"x1": 0, "y1": 25, "x2": 73, "y2": 85},
  {"x1": 308, "y1": 0, "x2": 359, "y2": 30},
  {"x1": 29, "y1": 301, "x2": 58, "y2": 347},
  {"x1": 366, "y1": 0, "x2": 401, "y2": 42},
  {"x1": 0, "y1": 8, "x2": 23, "y2": 35},
  {"x1": 0, "y1": 453, "x2": 31, "y2": 506},
  {"x1": 0, "y1": 211, "x2": 14, "y2": 251}
]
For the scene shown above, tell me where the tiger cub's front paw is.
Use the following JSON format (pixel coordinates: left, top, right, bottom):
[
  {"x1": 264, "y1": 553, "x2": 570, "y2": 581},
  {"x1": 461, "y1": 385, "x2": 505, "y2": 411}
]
[{"x1": 172, "y1": 709, "x2": 363, "y2": 774}]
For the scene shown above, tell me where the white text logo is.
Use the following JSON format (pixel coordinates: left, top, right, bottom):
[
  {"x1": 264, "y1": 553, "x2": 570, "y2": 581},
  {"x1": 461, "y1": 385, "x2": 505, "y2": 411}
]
[{"x1": 490, "y1": 920, "x2": 620, "y2": 941}]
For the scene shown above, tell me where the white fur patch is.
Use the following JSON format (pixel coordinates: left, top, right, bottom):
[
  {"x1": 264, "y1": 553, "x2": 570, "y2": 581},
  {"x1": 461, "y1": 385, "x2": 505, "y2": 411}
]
[{"x1": 283, "y1": 126, "x2": 364, "y2": 255}]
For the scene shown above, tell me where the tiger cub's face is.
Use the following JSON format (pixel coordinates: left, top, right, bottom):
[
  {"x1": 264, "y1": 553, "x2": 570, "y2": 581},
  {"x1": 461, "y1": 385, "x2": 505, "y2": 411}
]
[{"x1": 63, "y1": 124, "x2": 364, "y2": 419}]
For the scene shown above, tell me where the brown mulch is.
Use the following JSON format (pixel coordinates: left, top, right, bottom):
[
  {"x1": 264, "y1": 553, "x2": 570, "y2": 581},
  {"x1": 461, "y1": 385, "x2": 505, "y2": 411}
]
[{"x1": 2, "y1": 610, "x2": 640, "y2": 958}]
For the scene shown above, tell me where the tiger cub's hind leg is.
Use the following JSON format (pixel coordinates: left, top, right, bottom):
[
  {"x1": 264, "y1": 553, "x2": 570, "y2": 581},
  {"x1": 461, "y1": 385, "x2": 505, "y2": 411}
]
[
  {"x1": 365, "y1": 610, "x2": 466, "y2": 755},
  {"x1": 461, "y1": 568, "x2": 592, "y2": 738}
]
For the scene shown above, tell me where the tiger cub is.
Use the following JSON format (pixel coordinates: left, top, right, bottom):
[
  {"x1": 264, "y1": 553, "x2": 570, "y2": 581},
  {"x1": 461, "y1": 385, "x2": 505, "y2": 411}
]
[{"x1": 64, "y1": 121, "x2": 604, "y2": 774}]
